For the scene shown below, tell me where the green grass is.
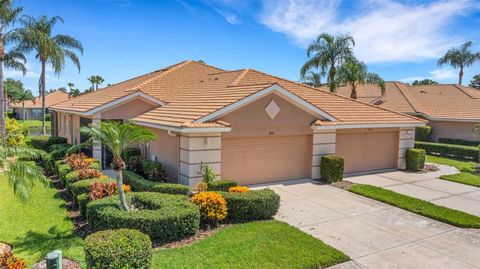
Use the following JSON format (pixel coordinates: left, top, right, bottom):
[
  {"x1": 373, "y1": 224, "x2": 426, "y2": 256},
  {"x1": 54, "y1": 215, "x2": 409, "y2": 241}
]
[
  {"x1": 349, "y1": 184, "x2": 480, "y2": 228},
  {"x1": 152, "y1": 220, "x2": 349, "y2": 269},
  {"x1": 0, "y1": 177, "x2": 84, "y2": 266},
  {"x1": 427, "y1": 155, "x2": 480, "y2": 187},
  {"x1": 19, "y1": 120, "x2": 51, "y2": 128}
]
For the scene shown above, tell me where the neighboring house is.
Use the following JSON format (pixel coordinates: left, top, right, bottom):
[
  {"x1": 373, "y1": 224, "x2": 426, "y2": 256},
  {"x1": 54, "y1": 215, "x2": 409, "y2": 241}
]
[
  {"x1": 12, "y1": 90, "x2": 70, "y2": 120},
  {"x1": 50, "y1": 61, "x2": 424, "y2": 187},
  {"x1": 336, "y1": 82, "x2": 480, "y2": 142}
]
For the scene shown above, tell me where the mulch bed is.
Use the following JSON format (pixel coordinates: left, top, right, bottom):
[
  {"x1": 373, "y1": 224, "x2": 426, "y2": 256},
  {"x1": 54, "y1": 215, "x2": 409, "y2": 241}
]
[
  {"x1": 154, "y1": 224, "x2": 230, "y2": 250},
  {"x1": 31, "y1": 258, "x2": 81, "y2": 269},
  {"x1": 49, "y1": 176, "x2": 89, "y2": 238},
  {"x1": 330, "y1": 181, "x2": 353, "y2": 190},
  {"x1": 417, "y1": 164, "x2": 440, "y2": 173}
]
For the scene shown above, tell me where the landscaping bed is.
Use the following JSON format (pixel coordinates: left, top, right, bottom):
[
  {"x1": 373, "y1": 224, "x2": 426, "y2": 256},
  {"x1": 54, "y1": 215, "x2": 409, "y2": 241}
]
[
  {"x1": 427, "y1": 155, "x2": 480, "y2": 188},
  {"x1": 152, "y1": 220, "x2": 349, "y2": 269}
]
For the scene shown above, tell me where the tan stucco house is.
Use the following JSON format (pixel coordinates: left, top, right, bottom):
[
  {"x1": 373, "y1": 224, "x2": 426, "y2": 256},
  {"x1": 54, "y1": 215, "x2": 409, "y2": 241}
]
[
  {"x1": 50, "y1": 61, "x2": 424, "y2": 187},
  {"x1": 336, "y1": 82, "x2": 480, "y2": 142},
  {"x1": 13, "y1": 90, "x2": 70, "y2": 120}
]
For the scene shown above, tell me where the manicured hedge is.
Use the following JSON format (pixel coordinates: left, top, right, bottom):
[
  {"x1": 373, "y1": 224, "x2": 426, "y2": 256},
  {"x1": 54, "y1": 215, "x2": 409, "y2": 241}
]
[
  {"x1": 438, "y1": 138, "x2": 480, "y2": 147},
  {"x1": 220, "y1": 189, "x2": 280, "y2": 223},
  {"x1": 30, "y1": 136, "x2": 68, "y2": 150},
  {"x1": 414, "y1": 141, "x2": 479, "y2": 162},
  {"x1": 123, "y1": 170, "x2": 189, "y2": 195},
  {"x1": 406, "y1": 149, "x2": 426, "y2": 171},
  {"x1": 87, "y1": 192, "x2": 200, "y2": 242},
  {"x1": 208, "y1": 180, "x2": 238, "y2": 191},
  {"x1": 85, "y1": 229, "x2": 152, "y2": 269},
  {"x1": 57, "y1": 164, "x2": 72, "y2": 184},
  {"x1": 320, "y1": 155, "x2": 344, "y2": 183},
  {"x1": 415, "y1": 126, "x2": 432, "y2": 142},
  {"x1": 70, "y1": 177, "x2": 115, "y2": 201},
  {"x1": 78, "y1": 193, "x2": 90, "y2": 217}
]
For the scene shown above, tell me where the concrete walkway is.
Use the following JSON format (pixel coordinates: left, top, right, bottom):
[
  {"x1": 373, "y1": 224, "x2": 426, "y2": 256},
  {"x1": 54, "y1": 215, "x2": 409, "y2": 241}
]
[
  {"x1": 253, "y1": 178, "x2": 480, "y2": 268},
  {"x1": 347, "y1": 164, "x2": 480, "y2": 216}
]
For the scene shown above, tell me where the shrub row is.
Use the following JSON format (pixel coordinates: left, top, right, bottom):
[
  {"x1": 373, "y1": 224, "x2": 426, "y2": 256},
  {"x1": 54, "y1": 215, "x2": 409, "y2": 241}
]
[
  {"x1": 87, "y1": 192, "x2": 200, "y2": 242},
  {"x1": 208, "y1": 180, "x2": 238, "y2": 191},
  {"x1": 70, "y1": 177, "x2": 116, "y2": 202},
  {"x1": 415, "y1": 126, "x2": 432, "y2": 142},
  {"x1": 220, "y1": 189, "x2": 280, "y2": 223},
  {"x1": 414, "y1": 141, "x2": 479, "y2": 162},
  {"x1": 85, "y1": 229, "x2": 152, "y2": 269},
  {"x1": 123, "y1": 170, "x2": 189, "y2": 195},
  {"x1": 320, "y1": 155, "x2": 344, "y2": 183},
  {"x1": 30, "y1": 136, "x2": 68, "y2": 151},
  {"x1": 438, "y1": 138, "x2": 480, "y2": 147}
]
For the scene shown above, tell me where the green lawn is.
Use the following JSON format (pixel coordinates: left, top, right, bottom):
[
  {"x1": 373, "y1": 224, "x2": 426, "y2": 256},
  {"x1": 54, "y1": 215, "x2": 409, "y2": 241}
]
[
  {"x1": 349, "y1": 184, "x2": 480, "y2": 228},
  {"x1": 0, "y1": 177, "x2": 84, "y2": 266},
  {"x1": 19, "y1": 120, "x2": 51, "y2": 128},
  {"x1": 152, "y1": 220, "x2": 349, "y2": 269},
  {"x1": 426, "y1": 155, "x2": 480, "y2": 187}
]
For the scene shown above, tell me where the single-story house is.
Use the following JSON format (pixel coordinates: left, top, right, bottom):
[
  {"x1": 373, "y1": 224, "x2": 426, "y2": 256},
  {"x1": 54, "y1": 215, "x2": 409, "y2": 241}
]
[
  {"x1": 50, "y1": 61, "x2": 424, "y2": 187},
  {"x1": 12, "y1": 90, "x2": 70, "y2": 120},
  {"x1": 336, "y1": 82, "x2": 480, "y2": 142}
]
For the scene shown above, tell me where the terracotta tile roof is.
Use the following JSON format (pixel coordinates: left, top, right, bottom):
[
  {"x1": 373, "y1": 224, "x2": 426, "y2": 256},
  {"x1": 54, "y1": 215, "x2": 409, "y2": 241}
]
[
  {"x1": 337, "y1": 82, "x2": 480, "y2": 120},
  {"x1": 13, "y1": 90, "x2": 70, "y2": 109},
  {"x1": 52, "y1": 60, "x2": 423, "y2": 129}
]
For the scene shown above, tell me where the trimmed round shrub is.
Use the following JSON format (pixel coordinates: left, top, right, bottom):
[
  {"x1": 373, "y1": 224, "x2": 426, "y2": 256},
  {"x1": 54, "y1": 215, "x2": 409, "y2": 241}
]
[
  {"x1": 415, "y1": 126, "x2": 432, "y2": 142},
  {"x1": 87, "y1": 192, "x2": 200, "y2": 242},
  {"x1": 406, "y1": 148, "x2": 426, "y2": 171},
  {"x1": 123, "y1": 170, "x2": 189, "y2": 195},
  {"x1": 57, "y1": 164, "x2": 72, "y2": 184},
  {"x1": 220, "y1": 189, "x2": 280, "y2": 223},
  {"x1": 208, "y1": 180, "x2": 238, "y2": 191},
  {"x1": 320, "y1": 155, "x2": 344, "y2": 183},
  {"x1": 78, "y1": 193, "x2": 90, "y2": 217},
  {"x1": 70, "y1": 177, "x2": 115, "y2": 200},
  {"x1": 85, "y1": 229, "x2": 152, "y2": 269}
]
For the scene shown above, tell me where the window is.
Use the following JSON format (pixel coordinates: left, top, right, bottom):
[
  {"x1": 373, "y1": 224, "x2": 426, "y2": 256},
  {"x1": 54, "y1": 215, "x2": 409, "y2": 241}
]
[{"x1": 32, "y1": 108, "x2": 41, "y2": 118}]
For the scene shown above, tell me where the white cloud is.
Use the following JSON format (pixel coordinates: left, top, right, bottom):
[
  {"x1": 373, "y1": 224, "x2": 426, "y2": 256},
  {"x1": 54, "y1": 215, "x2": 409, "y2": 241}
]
[
  {"x1": 4, "y1": 63, "x2": 56, "y2": 82},
  {"x1": 260, "y1": 0, "x2": 477, "y2": 63},
  {"x1": 214, "y1": 8, "x2": 240, "y2": 24},
  {"x1": 400, "y1": 68, "x2": 458, "y2": 82}
]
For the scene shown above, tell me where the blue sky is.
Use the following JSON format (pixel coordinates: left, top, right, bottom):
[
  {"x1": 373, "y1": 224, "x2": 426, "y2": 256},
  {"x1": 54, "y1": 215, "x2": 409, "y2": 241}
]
[{"x1": 8, "y1": 0, "x2": 480, "y2": 95}]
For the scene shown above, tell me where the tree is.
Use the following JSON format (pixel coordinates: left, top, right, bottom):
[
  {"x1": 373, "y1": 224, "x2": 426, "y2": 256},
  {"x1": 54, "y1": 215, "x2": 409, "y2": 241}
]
[
  {"x1": 302, "y1": 71, "x2": 323, "y2": 87},
  {"x1": 88, "y1": 75, "x2": 104, "y2": 91},
  {"x1": 16, "y1": 89, "x2": 34, "y2": 122},
  {"x1": 336, "y1": 58, "x2": 385, "y2": 100},
  {"x1": 67, "y1": 82, "x2": 81, "y2": 97},
  {"x1": 301, "y1": 33, "x2": 355, "y2": 93},
  {"x1": 17, "y1": 15, "x2": 83, "y2": 136},
  {"x1": 412, "y1": 79, "x2": 438, "y2": 86},
  {"x1": 80, "y1": 122, "x2": 156, "y2": 211},
  {"x1": 469, "y1": 74, "x2": 480, "y2": 90},
  {"x1": 0, "y1": 145, "x2": 47, "y2": 201},
  {"x1": 438, "y1": 41, "x2": 480, "y2": 85},
  {"x1": 0, "y1": 0, "x2": 26, "y2": 145},
  {"x1": 3, "y1": 78, "x2": 23, "y2": 112}
]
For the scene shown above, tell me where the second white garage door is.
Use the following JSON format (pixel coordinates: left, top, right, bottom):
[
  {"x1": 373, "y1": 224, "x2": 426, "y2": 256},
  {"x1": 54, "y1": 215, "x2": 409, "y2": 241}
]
[
  {"x1": 222, "y1": 135, "x2": 312, "y2": 185},
  {"x1": 336, "y1": 129, "x2": 398, "y2": 174}
]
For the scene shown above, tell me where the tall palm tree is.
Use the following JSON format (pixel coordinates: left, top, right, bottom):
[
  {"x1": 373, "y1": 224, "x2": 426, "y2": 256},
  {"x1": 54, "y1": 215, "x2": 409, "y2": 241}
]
[
  {"x1": 17, "y1": 15, "x2": 83, "y2": 136},
  {"x1": 16, "y1": 89, "x2": 35, "y2": 122},
  {"x1": 88, "y1": 75, "x2": 104, "y2": 91},
  {"x1": 80, "y1": 122, "x2": 156, "y2": 211},
  {"x1": 438, "y1": 41, "x2": 480, "y2": 85},
  {"x1": 301, "y1": 33, "x2": 355, "y2": 93},
  {"x1": 302, "y1": 71, "x2": 323, "y2": 87},
  {"x1": 0, "y1": 0, "x2": 26, "y2": 145},
  {"x1": 336, "y1": 58, "x2": 385, "y2": 100},
  {"x1": 0, "y1": 145, "x2": 47, "y2": 201}
]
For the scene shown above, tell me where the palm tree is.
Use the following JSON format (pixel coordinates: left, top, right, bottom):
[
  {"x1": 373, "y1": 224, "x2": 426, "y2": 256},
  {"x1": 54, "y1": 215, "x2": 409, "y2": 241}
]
[
  {"x1": 0, "y1": 145, "x2": 47, "y2": 201},
  {"x1": 301, "y1": 33, "x2": 355, "y2": 93},
  {"x1": 88, "y1": 75, "x2": 104, "y2": 91},
  {"x1": 0, "y1": 1, "x2": 26, "y2": 145},
  {"x1": 302, "y1": 71, "x2": 323, "y2": 87},
  {"x1": 80, "y1": 122, "x2": 156, "y2": 211},
  {"x1": 16, "y1": 89, "x2": 35, "y2": 122},
  {"x1": 17, "y1": 15, "x2": 83, "y2": 136},
  {"x1": 336, "y1": 58, "x2": 385, "y2": 100},
  {"x1": 438, "y1": 41, "x2": 480, "y2": 85}
]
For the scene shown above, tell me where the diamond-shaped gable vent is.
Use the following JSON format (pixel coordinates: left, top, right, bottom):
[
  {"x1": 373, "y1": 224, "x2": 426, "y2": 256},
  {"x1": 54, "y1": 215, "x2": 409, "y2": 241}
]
[{"x1": 265, "y1": 100, "x2": 280, "y2": 119}]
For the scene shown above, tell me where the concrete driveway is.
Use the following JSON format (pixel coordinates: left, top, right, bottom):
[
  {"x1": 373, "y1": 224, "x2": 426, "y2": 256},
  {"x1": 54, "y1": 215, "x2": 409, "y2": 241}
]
[
  {"x1": 254, "y1": 178, "x2": 480, "y2": 268},
  {"x1": 347, "y1": 164, "x2": 480, "y2": 216}
]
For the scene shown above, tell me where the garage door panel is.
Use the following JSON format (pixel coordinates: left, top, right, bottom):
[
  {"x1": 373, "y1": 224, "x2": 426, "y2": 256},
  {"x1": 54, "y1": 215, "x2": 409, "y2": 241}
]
[
  {"x1": 222, "y1": 135, "x2": 311, "y2": 185},
  {"x1": 336, "y1": 131, "x2": 397, "y2": 174}
]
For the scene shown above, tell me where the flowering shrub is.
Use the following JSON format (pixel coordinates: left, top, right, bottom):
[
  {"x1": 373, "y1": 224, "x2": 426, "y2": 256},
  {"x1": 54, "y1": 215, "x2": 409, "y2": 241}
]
[
  {"x1": 64, "y1": 153, "x2": 93, "y2": 170},
  {"x1": 78, "y1": 168, "x2": 103, "y2": 180},
  {"x1": 191, "y1": 191, "x2": 227, "y2": 226},
  {"x1": 0, "y1": 251, "x2": 26, "y2": 269},
  {"x1": 5, "y1": 118, "x2": 25, "y2": 146},
  {"x1": 228, "y1": 186, "x2": 250, "y2": 193},
  {"x1": 89, "y1": 182, "x2": 131, "y2": 201}
]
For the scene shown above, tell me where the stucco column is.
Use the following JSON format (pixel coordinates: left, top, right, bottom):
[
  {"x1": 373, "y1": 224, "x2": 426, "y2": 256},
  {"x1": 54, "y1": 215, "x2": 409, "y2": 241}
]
[
  {"x1": 179, "y1": 133, "x2": 221, "y2": 188},
  {"x1": 92, "y1": 116, "x2": 102, "y2": 165},
  {"x1": 398, "y1": 127, "x2": 415, "y2": 169},
  {"x1": 311, "y1": 129, "x2": 336, "y2": 179}
]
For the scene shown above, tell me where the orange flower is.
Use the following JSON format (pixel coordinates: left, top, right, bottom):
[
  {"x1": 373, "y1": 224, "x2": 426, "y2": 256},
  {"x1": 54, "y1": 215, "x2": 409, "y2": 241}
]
[
  {"x1": 228, "y1": 186, "x2": 250, "y2": 193},
  {"x1": 191, "y1": 191, "x2": 227, "y2": 225},
  {"x1": 123, "y1": 184, "x2": 132, "y2": 193}
]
